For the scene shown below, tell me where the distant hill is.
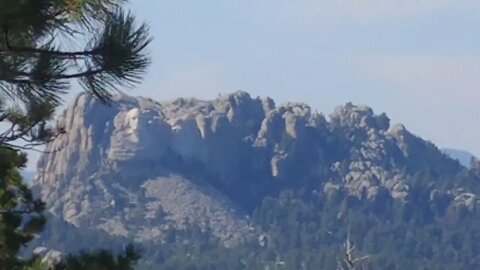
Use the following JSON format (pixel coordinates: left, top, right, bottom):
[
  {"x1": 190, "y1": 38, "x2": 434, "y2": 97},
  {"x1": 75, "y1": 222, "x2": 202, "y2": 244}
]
[
  {"x1": 442, "y1": 148, "x2": 479, "y2": 167},
  {"x1": 29, "y1": 92, "x2": 480, "y2": 269}
]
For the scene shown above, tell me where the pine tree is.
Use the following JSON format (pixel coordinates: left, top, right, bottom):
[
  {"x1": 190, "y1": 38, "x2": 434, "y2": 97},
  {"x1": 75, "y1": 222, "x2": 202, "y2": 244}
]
[
  {"x1": 0, "y1": 0, "x2": 151, "y2": 150},
  {"x1": 0, "y1": 1, "x2": 151, "y2": 269},
  {"x1": 53, "y1": 244, "x2": 141, "y2": 270},
  {"x1": 0, "y1": 147, "x2": 45, "y2": 269}
]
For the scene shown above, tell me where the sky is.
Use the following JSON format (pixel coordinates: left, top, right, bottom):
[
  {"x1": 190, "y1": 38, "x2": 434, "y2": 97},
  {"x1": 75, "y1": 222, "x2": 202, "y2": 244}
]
[{"x1": 26, "y1": 0, "x2": 480, "y2": 170}]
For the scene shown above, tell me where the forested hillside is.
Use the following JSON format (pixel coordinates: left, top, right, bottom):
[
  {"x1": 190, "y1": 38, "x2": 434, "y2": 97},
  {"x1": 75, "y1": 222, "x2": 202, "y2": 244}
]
[{"x1": 29, "y1": 92, "x2": 480, "y2": 269}]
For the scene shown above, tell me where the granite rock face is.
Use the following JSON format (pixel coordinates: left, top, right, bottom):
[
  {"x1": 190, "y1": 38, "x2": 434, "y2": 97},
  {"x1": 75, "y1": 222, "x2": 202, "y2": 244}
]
[
  {"x1": 33, "y1": 91, "x2": 468, "y2": 246},
  {"x1": 33, "y1": 247, "x2": 63, "y2": 267}
]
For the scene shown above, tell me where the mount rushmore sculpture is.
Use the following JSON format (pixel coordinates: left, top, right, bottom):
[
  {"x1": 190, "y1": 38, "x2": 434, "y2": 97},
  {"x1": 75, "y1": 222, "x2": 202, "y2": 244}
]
[{"x1": 33, "y1": 91, "x2": 472, "y2": 246}]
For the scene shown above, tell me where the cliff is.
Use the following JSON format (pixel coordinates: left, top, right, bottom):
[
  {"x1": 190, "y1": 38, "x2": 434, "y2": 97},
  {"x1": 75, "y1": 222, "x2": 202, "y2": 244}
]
[{"x1": 33, "y1": 91, "x2": 473, "y2": 247}]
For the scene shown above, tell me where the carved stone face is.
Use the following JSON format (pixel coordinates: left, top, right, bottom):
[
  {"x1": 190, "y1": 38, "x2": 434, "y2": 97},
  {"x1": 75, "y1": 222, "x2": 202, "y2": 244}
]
[
  {"x1": 107, "y1": 107, "x2": 171, "y2": 162},
  {"x1": 125, "y1": 108, "x2": 142, "y2": 135}
]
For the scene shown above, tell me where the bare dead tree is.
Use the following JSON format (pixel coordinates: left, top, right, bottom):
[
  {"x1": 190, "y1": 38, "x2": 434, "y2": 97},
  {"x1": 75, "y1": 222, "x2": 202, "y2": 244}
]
[{"x1": 337, "y1": 230, "x2": 370, "y2": 270}]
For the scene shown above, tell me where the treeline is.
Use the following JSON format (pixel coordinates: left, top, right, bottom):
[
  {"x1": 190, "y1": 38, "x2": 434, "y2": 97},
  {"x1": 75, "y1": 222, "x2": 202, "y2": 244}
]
[{"x1": 32, "y1": 170, "x2": 480, "y2": 270}]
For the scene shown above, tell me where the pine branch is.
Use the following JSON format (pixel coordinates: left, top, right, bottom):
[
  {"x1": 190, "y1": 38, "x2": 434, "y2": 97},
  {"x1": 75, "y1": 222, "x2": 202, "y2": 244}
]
[
  {"x1": 1, "y1": 25, "x2": 100, "y2": 57},
  {"x1": 0, "y1": 141, "x2": 63, "y2": 153},
  {"x1": 2, "y1": 68, "x2": 104, "y2": 81},
  {"x1": 0, "y1": 7, "x2": 151, "y2": 104},
  {"x1": 0, "y1": 129, "x2": 66, "y2": 152},
  {"x1": 0, "y1": 209, "x2": 34, "y2": 215}
]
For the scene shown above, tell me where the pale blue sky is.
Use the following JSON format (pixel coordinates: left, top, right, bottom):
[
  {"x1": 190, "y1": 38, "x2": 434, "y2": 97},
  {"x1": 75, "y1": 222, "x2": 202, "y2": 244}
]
[{"x1": 27, "y1": 0, "x2": 480, "y2": 169}]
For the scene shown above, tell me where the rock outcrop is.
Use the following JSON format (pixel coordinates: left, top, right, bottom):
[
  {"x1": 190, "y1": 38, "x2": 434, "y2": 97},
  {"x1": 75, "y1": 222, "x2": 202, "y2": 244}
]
[
  {"x1": 33, "y1": 91, "x2": 467, "y2": 246},
  {"x1": 33, "y1": 247, "x2": 63, "y2": 267}
]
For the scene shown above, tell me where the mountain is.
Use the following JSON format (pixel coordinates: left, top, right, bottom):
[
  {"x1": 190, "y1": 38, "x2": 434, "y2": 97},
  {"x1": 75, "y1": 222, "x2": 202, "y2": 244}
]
[
  {"x1": 31, "y1": 92, "x2": 480, "y2": 269},
  {"x1": 442, "y1": 148, "x2": 479, "y2": 168}
]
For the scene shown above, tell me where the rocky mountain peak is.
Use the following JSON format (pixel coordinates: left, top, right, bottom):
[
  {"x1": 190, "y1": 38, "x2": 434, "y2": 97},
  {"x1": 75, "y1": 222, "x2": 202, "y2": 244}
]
[
  {"x1": 331, "y1": 102, "x2": 390, "y2": 132},
  {"x1": 33, "y1": 92, "x2": 465, "y2": 247}
]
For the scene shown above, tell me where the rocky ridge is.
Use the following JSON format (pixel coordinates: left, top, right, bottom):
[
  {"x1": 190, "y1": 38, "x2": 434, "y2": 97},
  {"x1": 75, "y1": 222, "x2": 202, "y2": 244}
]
[{"x1": 33, "y1": 91, "x2": 477, "y2": 246}]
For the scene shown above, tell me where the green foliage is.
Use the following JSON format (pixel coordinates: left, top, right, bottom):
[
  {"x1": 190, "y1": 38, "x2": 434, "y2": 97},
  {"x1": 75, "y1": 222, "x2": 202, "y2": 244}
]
[
  {"x1": 0, "y1": 145, "x2": 141, "y2": 270},
  {"x1": 99, "y1": 170, "x2": 480, "y2": 269},
  {"x1": 0, "y1": 0, "x2": 151, "y2": 105},
  {"x1": 53, "y1": 244, "x2": 140, "y2": 270},
  {"x1": 0, "y1": 0, "x2": 151, "y2": 151},
  {"x1": 0, "y1": 147, "x2": 45, "y2": 269},
  {"x1": 35, "y1": 171, "x2": 480, "y2": 269}
]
